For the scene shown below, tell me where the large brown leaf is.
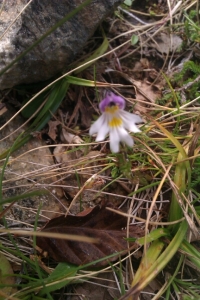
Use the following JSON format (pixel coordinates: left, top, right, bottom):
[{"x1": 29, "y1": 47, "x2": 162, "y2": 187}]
[{"x1": 36, "y1": 204, "x2": 143, "y2": 267}]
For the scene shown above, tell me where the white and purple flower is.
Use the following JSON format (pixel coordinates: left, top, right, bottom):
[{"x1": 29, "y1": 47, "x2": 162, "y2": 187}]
[{"x1": 89, "y1": 92, "x2": 143, "y2": 153}]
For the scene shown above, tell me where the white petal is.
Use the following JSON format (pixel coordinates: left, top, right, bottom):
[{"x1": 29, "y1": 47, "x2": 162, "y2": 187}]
[
  {"x1": 118, "y1": 127, "x2": 134, "y2": 147},
  {"x1": 96, "y1": 121, "x2": 109, "y2": 141},
  {"x1": 120, "y1": 111, "x2": 142, "y2": 132},
  {"x1": 126, "y1": 123, "x2": 141, "y2": 133},
  {"x1": 109, "y1": 127, "x2": 120, "y2": 153},
  {"x1": 89, "y1": 114, "x2": 110, "y2": 141},
  {"x1": 89, "y1": 115, "x2": 105, "y2": 135}
]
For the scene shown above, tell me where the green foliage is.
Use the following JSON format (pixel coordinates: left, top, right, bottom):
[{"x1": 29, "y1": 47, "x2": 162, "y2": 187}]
[
  {"x1": 174, "y1": 60, "x2": 200, "y2": 82},
  {"x1": 1, "y1": 2, "x2": 200, "y2": 299},
  {"x1": 0, "y1": 252, "x2": 15, "y2": 299},
  {"x1": 184, "y1": 10, "x2": 200, "y2": 43},
  {"x1": 166, "y1": 10, "x2": 200, "y2": 101},
  {"x1": 124, "y1": 0, "x2": 134, "y2": 6},
  {"x1": 131, "y1": 34, "x2": 139, "y2": 45},
  {"x1": 38, "y1": 263, "x2": 77, "y2": 296},
  {"x1": 111, "y1": 165, "x2": 120, "y2": 178},
  {"x1": 173, "y1": 60, "x2": 200, "y2": 99}
]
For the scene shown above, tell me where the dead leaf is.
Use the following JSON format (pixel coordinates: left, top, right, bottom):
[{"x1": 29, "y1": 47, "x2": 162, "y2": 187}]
[
  {"x1": 53, "y1": 128, "x2": 84, "y2": 164},
  {"x1": 47, "y1": 120, "x2": 60, "y2": 141},
  {"x1": 36, "y1": 204, "x2": 143, "y2": 267},
  {"x1": 133, "y1": 79, "x2": 161, "y2": 103},
  {"x1": 53, "y1": 145, "x2": 82, "y2": 164},
  {"x1": 61, "y1": 128, "x2": 84, "y2": 144},
  {"x1": 149, "y1": 32, "x2": 182, "y2": 54},
  {"x1": 53, "y1": 145, "x2": 66, "y2": 163}
]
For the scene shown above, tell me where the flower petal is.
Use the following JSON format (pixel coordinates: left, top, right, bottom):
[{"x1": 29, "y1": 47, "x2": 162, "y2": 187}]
[
  {"x1": 96, "y1": 121, "x2": 109, "y2": 141},
  {"x1": 109, "y1": 127, "x2": 121, "y2": 153},
  {"x1": 110, "y1": 93, "x2": 125, "y2": 110},
  {"x1": 118, "y1": 127, "x2": 134, "y2": 147},
  {"x1": 89, "y1": 114, "x2": 110, "y2": 141},
  {"x1": 120, "y1": 111, "x2": 142, "y2": 132},
  {"x1": 89, "y1": 115, "x2": 105, "y2": 135},
  {"x1": 99, "y1": 92, "x2": 125, "y2": 112}
]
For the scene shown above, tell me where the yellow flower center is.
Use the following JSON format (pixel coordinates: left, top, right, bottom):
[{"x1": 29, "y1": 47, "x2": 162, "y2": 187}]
[
  {"x1": 109, "y1": 117, "x2": 122, "y2": 128},
  {"x1": 105, "y1": 105, "x2": 122, "y2": 128},
  {"x1": 105, "y1": 105, "x2": 119, "y2": 113}
]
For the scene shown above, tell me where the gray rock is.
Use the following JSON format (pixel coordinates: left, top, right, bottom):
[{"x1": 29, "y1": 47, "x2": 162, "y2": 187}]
[{"x1": 0, "y1": 0, "x2": 123, "y2": 90}]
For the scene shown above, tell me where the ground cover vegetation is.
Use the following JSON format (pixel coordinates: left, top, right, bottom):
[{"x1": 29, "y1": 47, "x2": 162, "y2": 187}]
[{"x1": 0, "y1": 0, "x2": 200, "y2": 299}]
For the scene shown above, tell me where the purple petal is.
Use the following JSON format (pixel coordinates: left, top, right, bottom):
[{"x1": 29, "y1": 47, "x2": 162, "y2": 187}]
[{"x1": 99, "y1": 91, "x2": 125, "y2": 112}]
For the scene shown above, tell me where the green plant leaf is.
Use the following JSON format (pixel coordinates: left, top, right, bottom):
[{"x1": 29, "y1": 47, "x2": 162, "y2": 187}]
[
  {"x1": 21, "y1": 89, "x2": 50, "y2": 119},
  {"x1": 38, "y1": 263, "x2": 77, "y2": 296},
  {"x1": 124, "y1": 0, "x2": 133, "y2": 6},
  {"x1": 0, "y1": 253, "x2": 15, "y2": 299},
  {"x1": 66, "y1": 76, "x2": 98, "y2": 86},
  {"x1": 74, "y1": 34, "x2": 109, "y2": 74},
  {"x1": 134, "y1": 228, "x2": 170, "y2": 245},
  {"x1": 131, "y1": 239, "x2": 165, "y2": 286},
  {"x1": 131, "y1": 34, "x2": 139, "y2": 45},
  {"x1": 129, "y1": 220, "x2": 188, "y2": 297},
  {"x1": 180, "y1": 240, "x2": 200, "y2": 268},
  {"x1": 30, "y1": 78, "x2": 69, "y2": 130}
]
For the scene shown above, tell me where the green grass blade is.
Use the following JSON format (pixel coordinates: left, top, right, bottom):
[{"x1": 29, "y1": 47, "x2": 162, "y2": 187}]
[
  {"x1": 169, "y1": 151, "x2": 187, "y2": 232},
  {"x1": 30, "y1": 78, "x2": 69, "y2": 130},
  {"x1": 0, "y1": 79, "x2": 69, "y2": 160},
  {"x1": 38, "y1": 263, "x2": 77, "y2": 296},
  {"x1": 129, "y1": 220, "x2": 188, "y2": 296},
  {"x1": 153, "y1": 120, "x2": 191, "y2": 232},
  {"x1": 180, "y1": 239, "x2": 200, "y2": 268},
  {"x1": 131, "y1": 239, "x2": 165, "y2": 287},
  {"x1": 135, "y1": 228, "x2": 170, "y2": 245},
  {"x1": 152, "y1": 255, "x2": 184, "y2": 299},
  {"x1": 74, "y1": 34, "x2": 109, "y2": 74},
  {"x1": 1, "y1": 190, "x2": 49, "y2": 205},
  {"x1": 21, "y1": 89, "x2": 50, "y2": 119},
  {"x1": 66, "y1": 75, "x2": 99, "y2": 86}
]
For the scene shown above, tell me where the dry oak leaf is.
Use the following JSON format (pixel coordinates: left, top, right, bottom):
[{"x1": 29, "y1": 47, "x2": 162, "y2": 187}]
[
  {"x1": 36, "y1": 204, "x2": 143, "y2": 267},
  {"x1": 47, "y1": 120, "x2": 60, "y2": 141}
]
